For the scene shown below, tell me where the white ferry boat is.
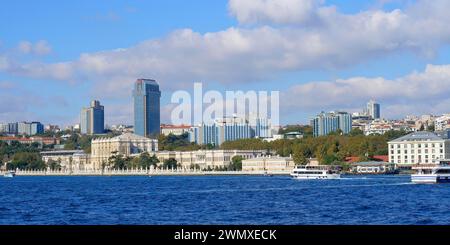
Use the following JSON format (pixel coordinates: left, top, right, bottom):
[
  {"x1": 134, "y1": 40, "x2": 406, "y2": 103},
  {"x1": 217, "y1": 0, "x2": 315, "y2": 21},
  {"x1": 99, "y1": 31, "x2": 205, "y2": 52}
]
[
  {"x1": 411, "y1": 160, "x2": 450, "y2": 184},
  {"x1": 290, "y1": 165, "x2": 341, "y2": 180},
  {"x1": 3, "y1": 171, "x2": 15, "y2": 178}
]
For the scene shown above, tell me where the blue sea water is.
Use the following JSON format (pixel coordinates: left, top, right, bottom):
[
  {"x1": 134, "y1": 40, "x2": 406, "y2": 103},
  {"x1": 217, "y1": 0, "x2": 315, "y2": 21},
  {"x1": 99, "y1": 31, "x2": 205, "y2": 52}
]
[{"x1": 0, "y1": 175, "x2": 449, "y2": 225}]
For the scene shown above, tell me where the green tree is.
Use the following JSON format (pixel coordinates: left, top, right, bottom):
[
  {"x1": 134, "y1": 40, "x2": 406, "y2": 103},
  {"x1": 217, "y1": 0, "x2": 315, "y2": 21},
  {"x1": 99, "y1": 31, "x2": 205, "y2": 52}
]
[
  {"x1": 158, "y1": 133, "x2": 200, "y2": 151},
  {"x1": 163, "y1": 158, "x2": 179, "y2": 169},
  {"x1": 230, "y1": 155, "x2": 243, "y2": 170},
  {"x1": 108, "y1": 151, "x2": 131, "y2": 169},
  {"x1": 7, "y1": 152, "x2": 46, "y2": 170},
  {"x1": 419, "y1": 124, "x2": 425, "y2": 131},
  {"x1": 48, "y1": 159, "x2": 62, "y2": 170},
  {"x1": 138, "y1": 152, "x2": 160, "y2": 168},
  {"x1": 349, "y1": 128, "x2": 364, "y2": 136}
]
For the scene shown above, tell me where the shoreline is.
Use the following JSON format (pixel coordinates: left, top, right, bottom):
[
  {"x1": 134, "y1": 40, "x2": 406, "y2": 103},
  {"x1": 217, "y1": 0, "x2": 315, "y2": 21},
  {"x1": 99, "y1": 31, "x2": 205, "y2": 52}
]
[
  {"x1": 1, "y1": 170, "x2": 410, "y2": 177},
  {"x1": 1, "y1": 170, "x2": 292, "y2": 177}
]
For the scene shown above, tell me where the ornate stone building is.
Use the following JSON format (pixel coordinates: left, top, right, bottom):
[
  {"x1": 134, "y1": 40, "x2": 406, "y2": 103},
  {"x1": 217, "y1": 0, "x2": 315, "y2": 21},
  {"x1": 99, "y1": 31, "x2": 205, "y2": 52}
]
[
  {"x1": 242, "y1": 155, "x2": 295, "y2": 171},
  {"x1": 91, "y1": 133, "x2": 158, "y2": 170},
  {"x1": 156, "y1": 150, "x2": 266, "y2": 169},
  {"x1": 40, "y1": 150, "x2": 90, "y2": 171}
]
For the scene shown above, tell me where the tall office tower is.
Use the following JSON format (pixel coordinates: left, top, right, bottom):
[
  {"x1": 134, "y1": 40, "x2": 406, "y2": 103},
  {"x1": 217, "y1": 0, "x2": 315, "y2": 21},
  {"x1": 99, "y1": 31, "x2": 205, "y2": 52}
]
[
  {"x1": 0, "y1": 123, "x2": 8, "y2": 133},
  {"x1": 80, "y1": 100, "x2": 105, "y2": 135},
  {"x1": 8, "y1": 122, "x2": 18, "y2": 134},
  {"x1": 367, "y1": 100, "x2": 381, "y2": 119},
  {"x1": 133, "y1": 79, "x2": 161, "y2": 138},
  {"x1": 188, "y1": 116, "x2": 267, "y2": 146},
  {"x1": 311, "y1": 111, "x2": 353, "y2": 137},
  {"x1": 30, "y1": 122, "x2": 44, "y2": 135},
  {"x1": 17, "y1": 122, "x2": 44, "y2": 135}
]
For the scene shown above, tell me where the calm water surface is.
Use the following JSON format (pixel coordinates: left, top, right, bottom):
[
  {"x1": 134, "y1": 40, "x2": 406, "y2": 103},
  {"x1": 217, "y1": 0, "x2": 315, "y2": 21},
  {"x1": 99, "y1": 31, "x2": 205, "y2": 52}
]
[{"x1": 0, "y1": 175, "x2": 448, "y2": 224}]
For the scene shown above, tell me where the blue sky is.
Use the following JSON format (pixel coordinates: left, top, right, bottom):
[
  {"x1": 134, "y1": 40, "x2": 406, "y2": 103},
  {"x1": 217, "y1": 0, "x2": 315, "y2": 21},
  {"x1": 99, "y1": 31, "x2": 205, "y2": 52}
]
[{"x1": 2, "y1": 0, "x2": 450, "y2": 127}]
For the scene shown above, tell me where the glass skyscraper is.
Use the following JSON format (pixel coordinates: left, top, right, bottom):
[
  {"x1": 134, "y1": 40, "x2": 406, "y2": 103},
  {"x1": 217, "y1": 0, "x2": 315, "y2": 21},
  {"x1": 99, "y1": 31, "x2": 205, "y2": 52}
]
[
  {"x1": 311, "y1": 111, "x2": 352, "y2": 137},
  {"x1": 17, "y1": 121, "x2": 43, "y2": 135},
  {"x1": 133, "y1": 79, "x2": 161, "y2": 138},
  {"x1": 367, "y1": 100, "x2": 381, "y2": 119},
  {"x1": 80, "y1": 100, "x2": 104, "y2": 135},
  {"x1": 189, "y1": 117, "x2": 271, "y2": 146}
]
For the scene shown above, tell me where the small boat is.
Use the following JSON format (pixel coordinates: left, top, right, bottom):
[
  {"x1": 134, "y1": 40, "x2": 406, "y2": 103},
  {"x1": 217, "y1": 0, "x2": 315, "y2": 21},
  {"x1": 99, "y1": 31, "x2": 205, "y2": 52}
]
[
  {"x1": 411, "y1": 160, "x2": 450, "y2": 184},
  {"x1": 3, "y1": 171, "x2": 16, "y2": 178},
  {"x1": 290, "y1": 165, "x2": 340, "y2": 180},
  {"x1": 263, "y1": 171, "x2": 273, "y2": 177}
]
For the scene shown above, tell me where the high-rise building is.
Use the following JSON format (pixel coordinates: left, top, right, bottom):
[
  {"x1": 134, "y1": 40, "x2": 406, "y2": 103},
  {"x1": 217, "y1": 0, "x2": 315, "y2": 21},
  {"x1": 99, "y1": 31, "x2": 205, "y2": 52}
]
[
  {"x1": 367, "y1": 100, "x2": 381, "y2": 119},
  {"x1": 17, "y1": 122, "x2": 44, "y2": 135},
  {"x1": 188, "y1": 117, "x2": 272, "y2": 146},
  {"x1": 80, "y1": 100, "x2": 104, "y2": 135},
  {"x1": 0, "y1": 123, "x2": 7, "y2": 133},
  {"x1": 133, "y1": 79, "x2": 161, "y2": 138},
  {"x1": 311, "y1": 111, "x2": 352, "y2": 137},
  {"x1": 8, "y1": 122, "x2": 18, "y2": 134}
]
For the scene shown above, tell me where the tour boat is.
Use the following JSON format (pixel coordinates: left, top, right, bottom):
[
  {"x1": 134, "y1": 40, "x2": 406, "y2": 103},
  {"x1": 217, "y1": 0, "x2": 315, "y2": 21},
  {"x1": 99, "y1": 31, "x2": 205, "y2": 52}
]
[
  {"x1": 290, "y1": 165, "x2": 340, "y2": 180},
  {"x1": 411, "y1": 160, "x2": 450, "y2": 184},
  {"x1": 3, "y1": 171, "x2": 16, "y2": 178}
]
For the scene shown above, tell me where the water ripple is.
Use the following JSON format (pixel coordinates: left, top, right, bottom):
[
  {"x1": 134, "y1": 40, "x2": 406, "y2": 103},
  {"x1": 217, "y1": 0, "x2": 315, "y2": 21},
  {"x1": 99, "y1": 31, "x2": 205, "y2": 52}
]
[{"x1": 0, "y1": 175, "x2": 448, "y2": 224}]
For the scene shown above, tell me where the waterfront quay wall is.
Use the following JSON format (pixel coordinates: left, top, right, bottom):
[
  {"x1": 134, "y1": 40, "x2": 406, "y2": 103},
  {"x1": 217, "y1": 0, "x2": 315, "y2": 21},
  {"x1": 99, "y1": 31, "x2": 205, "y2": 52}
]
[{"x1": 1, "y1": 169, "x2": 291, "y2": 176}]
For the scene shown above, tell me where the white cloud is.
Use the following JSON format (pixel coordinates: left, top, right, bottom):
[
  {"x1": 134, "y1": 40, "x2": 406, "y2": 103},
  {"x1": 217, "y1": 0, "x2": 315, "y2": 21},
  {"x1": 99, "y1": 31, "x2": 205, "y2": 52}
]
[
  {"x1": 17, "y1": 41, "x2": 33, "y2": 54},
  {"x1": 3, "y1": 1, "x2": 450, "y2": 124},
  {"x1": 284, "y1": 64, "x2": 450, "y2": 118},
  {"x1": 2, "y1": 1, "x2": 450, "y2": 95},
  {"x1": 228, "y1": 0, "x2": 324, "y2": 25},
  {"x1": 17, "y1": 40, "x2": 52, "y2": 56},
  {"x1": 33, "y1": 40, "x2": 52, "y2": 55}
]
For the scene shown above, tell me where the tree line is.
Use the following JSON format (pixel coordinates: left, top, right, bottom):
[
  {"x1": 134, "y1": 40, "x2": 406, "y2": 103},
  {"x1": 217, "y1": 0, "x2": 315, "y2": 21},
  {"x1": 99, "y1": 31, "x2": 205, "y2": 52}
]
[{"x1": 220, "y1": 129, "x2": 410, "y2": 165}]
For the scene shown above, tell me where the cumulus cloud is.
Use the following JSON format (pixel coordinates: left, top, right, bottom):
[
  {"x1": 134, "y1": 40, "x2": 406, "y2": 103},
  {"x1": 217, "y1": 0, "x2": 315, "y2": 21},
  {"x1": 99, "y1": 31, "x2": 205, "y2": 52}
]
[
  {"x1": 0, "y1": 86, "x2": 44, "y2": 123},
  {"x1": 2, "y1": 0, "x2": 450, "y2": 95},
  {"x1": 228, "y1": 0, "x2": 325, "y2": 25},
  {"x1": 283, "y1": 64, "x2": 450, "y2": 119},
  {"x1": 17, "y1": 40, "x2": 52, "y2": 55},
  {"x1": 3, "y1": 0, "x2": 450, "y2": 124}
]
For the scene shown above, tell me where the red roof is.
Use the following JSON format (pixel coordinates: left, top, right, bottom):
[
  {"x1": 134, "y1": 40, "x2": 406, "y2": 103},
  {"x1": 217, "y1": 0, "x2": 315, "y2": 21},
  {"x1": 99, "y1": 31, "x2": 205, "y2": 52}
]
[
  {"x1": 345, "y1": 155, "x2": 388, "y2": 163},
  {"x1": 373, "y1": 155, "x2": 389, "y2": 162},
  {"x1": 345, "y1": 157, "x2": 360, "y2": 163}
]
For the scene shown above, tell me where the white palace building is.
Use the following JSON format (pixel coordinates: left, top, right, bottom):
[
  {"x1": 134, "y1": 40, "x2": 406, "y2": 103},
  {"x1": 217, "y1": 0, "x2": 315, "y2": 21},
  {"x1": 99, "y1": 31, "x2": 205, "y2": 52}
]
[
  {"x1": 388, "y1": 131, "x2": 450, "y2": 166},
  {"x1": 90, "y1": 133, "x2": 158, "y2": 170}
]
